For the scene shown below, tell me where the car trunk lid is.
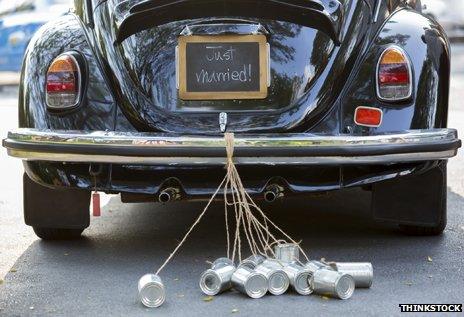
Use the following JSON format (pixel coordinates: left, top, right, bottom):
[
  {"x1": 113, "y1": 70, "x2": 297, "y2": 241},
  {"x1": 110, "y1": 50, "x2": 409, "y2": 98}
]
[{"x1": 91, "y1": 0, "x2": 372, "y2": 133}]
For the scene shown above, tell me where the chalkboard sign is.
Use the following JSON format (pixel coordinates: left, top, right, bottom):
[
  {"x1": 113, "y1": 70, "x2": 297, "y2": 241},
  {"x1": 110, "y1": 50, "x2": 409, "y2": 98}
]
[{"x1": 177, "y1": 35, "x2": 268, "y2": 100}]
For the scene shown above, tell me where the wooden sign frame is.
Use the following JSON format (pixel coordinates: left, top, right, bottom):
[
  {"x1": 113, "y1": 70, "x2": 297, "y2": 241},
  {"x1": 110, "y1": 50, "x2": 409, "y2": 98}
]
[{"x1": 177, "y1": 34, "x2": 269, "y2": 100}]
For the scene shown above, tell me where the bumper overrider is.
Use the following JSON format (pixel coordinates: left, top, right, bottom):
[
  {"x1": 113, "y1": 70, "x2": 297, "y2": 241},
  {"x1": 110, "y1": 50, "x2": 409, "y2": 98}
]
[{"x1": 2, "y1": 128, "x2": 461, "y2": 165}]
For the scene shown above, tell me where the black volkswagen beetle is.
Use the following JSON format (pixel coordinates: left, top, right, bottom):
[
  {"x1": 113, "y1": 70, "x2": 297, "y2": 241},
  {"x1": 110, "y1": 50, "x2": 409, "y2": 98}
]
[{"x1": 3, "y1": 0, "x2": 461, "y2": 239}]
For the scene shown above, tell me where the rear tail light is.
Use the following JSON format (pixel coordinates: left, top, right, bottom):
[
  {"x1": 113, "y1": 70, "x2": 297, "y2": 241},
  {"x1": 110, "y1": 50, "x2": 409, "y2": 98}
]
[
  {"x1": 376, "y1": 46, "x2": 412, "y2": 101},
  {"x1": 354, "y1": 106, "x2": 383, "y2": 127},
  {"x1": 46, "y1": 53, "x2": 82, "y2": 110}
]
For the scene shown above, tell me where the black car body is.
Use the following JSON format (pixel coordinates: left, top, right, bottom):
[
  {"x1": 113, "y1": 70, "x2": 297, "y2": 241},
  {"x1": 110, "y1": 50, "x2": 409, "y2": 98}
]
[{"x1": 3, "y1": 0, "x2": 461, "y2": 239}]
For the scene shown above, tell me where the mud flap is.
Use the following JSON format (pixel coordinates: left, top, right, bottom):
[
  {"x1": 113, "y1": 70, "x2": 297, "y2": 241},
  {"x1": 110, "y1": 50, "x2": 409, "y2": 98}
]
[
  {"x1": 23, "y1": 173, "x2": 91, "y2": 229},
  {"x1": 371, "y1": 162, "x2": 447, "y2": 227}
]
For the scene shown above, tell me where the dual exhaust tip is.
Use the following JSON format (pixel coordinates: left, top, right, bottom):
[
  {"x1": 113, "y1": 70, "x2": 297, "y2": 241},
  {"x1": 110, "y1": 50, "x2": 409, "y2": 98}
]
[
  {"x1": 158, "y1": 188, "x2": 181, "y2": 203},
  {"x1": 158, "y1": 185, "x2": 284, "y2": 203},
  {"x1": 263, "y1": 185, "x2": 284, "y2": 203}
]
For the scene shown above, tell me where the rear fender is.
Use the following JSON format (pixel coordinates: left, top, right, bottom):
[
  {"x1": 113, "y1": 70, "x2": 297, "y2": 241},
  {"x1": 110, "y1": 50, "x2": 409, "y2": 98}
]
[
  {"x1": 19, "y1": 14, "x2": 115, "y2": 189},
  {"x1": 339, "y1": 9, "x2": 450, "y2": 135},
  {"x1": 19, "y1": 14, "x2": 116, "y2": 131}
]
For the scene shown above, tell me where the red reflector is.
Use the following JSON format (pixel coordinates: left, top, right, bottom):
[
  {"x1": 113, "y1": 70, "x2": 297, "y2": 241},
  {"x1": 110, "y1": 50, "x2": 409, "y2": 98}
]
[{"x1": 354, "y1": 107, "x2": 383, "y2": 127}]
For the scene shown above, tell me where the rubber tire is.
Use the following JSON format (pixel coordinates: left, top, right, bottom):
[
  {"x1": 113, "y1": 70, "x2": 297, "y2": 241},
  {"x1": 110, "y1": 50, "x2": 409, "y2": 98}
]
[
  {"x1": 399, "y1": 209, "x2": 446, "y2": 236},
  {"x1": 33, "y1": 227, "x2": 85, "y2": 240},
  {"x1": 399, "y1": 166, "x2": 447, "y2": 236},
  {"x1": 399, "y1": 223, "x2": 445, "y2": 236},
  {"x1": 24, "y1": 173, "x2": 90, "y2": 240}
]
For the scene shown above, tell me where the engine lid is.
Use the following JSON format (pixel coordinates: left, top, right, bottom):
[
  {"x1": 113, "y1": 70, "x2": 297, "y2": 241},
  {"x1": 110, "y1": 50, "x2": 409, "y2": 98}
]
[{"x1": 91, "y1": 0, "x2": 371, "y2": 133}]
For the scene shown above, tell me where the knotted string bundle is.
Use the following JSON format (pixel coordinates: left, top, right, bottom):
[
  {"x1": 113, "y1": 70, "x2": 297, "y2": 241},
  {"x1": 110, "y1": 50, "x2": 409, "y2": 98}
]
[{"x1": 155, "y1": 133, "x2": 308, "y2": 276}]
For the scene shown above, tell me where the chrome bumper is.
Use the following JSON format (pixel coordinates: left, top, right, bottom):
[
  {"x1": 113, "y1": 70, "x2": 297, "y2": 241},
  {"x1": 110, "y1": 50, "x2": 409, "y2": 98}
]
[{"x1": 2, "y1": 129, "x2": 461, "y2": 165}]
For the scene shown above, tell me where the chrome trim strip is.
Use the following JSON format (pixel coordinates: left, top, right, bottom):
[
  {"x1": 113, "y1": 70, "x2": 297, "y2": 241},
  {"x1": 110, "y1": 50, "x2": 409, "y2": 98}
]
[
  {"x1": 5, "y1": 129, "x2": 457, "y2": 148},
  {"x1": 3, "y1": 128, "x2": 460, "y2": 165},
  {"x1": 373, "y1": 0, "x2": 382, "y2": 23},
  {"x1": 6, "y1": 149, "x2": 458, "y2": 166}
]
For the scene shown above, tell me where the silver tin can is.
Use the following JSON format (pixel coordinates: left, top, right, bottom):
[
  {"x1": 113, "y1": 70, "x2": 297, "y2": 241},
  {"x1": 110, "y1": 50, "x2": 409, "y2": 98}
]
[
  {"x1": 274, "y1": 244, "x2": 300, "y2": 263},
  {"x1": 212, "y1": 257, "x2": 235, "y2": 270},
  {"x1": 239, "y1": 255, "x2": 266, "y2": 270},
  {"x1": 305, "y1": 260, "x2": 333, "y2": 274},
  {"x1": 200, "y1": 262, "x2": 236, "y2": 296},
  {"x1": 329, "y1": 262, "x2": 373, "y2": 288},
  {"x1": 311, "y1": 268, "x2": 355, "y2": 300},
  {"x1": 282, "y1": 263, "x2": 313, "y2": 295},
  {"x1": 262, "y1": 258, "x2": 286, "y2": 269},
  {"x1": 231, "y1": 266, "x2": 268, "y2": 299},
  {"x1": 138, "y1": 274, "x2": 166, "y2": 308},
  {"x1": 255, "y1": 263, "x2": 289, "y2": 295}
]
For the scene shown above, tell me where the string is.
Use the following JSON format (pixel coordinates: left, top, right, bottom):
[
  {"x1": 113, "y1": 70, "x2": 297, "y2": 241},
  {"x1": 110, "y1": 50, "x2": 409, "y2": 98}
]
[{"x1": 155, "y1": 133, "x2": 309, "y2": 276}]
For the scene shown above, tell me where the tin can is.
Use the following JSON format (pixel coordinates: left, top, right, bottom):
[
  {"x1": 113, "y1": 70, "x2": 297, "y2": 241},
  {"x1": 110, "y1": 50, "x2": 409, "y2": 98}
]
[
  {"x1": 138, "y1": 274, "x2": 166, "y2": 308},
  {"x1": 200, "y1": 260, "x2": 236, "y2": 296},
  {"x1": 329, "y1": 262, "x2": 373, "y2": 288},
  {"x1": 305, "y1": 260, "x2": 333, "y2": 274},
  {"x1": 231, "y1": 266, "x2": 268, "y2": 299},
  {"x1": 239, "y1": 255, "x2": 266, "y2": 270},
  {"x1": 212, "y1": 257, "x2": 235, "y2": 270},
  {"x1": 274, "y1": 244, "x2": 300, "y2": 263},
  {"x1": 262, "y1": 258, "x2": 286, "y2": 269},
  {"x1": 282, "y1": 263, "x2": 313, "y2": 295},
  {"x1": 255, "y1": 262, "x2": 289, "y2": 295},
  {"x1": 311, "y1": 268, "x2": 355, "y2": 300}
]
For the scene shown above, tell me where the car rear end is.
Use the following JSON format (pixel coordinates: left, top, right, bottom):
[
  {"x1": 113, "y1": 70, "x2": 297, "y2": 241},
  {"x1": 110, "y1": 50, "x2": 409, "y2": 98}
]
[{"x1": 2, "y1": 0, "x2": 461, "y2": 238}]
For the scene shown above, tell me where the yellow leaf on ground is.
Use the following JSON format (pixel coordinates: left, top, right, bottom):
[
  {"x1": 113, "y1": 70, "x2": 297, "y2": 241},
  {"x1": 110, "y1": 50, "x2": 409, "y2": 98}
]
[
  {"x1": 427, "y1": 256, "x2": 433, "y2": 262},
  {"x1": 203, "y1": 296, "x2": 214, "y2": 302},
  {"x1": 9, "y1": 269, "x2": 17, "y2": 273}
]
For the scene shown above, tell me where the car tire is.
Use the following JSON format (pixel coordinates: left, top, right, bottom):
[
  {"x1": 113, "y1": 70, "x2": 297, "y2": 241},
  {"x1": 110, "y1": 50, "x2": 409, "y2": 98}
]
[
  {"x1": 398, "y1": 222, "x2": 446, "y2": 236},
  {"x1": 372, "y1": 162, "x2": 447, "y2": 236},
  {"x1": 32, "y1": 227, "x2": 85, "y2": 240},
  {"x1": 24, "y1": 173, "x2": 91, "y2": 240}
]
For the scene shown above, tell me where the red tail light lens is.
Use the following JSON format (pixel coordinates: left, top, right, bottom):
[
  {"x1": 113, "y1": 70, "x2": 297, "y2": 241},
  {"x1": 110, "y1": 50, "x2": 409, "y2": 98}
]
[
  {"x1": 377, "y1": 46, "x2": 412, "y2": 101},
  {"x1": 46, "y1": 54, "x2": 81, "y2": 110},
  {"x1": 355, "y1": 106, "x2": 383, "y2": 127}
]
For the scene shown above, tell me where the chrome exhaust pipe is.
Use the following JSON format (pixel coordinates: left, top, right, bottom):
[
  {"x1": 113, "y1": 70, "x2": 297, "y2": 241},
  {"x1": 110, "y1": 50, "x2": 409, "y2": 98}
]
[
  {"x1": 264, "y1": 185, "x2": 284, "y2": 203},
  {"x1": 158, "y1": 188, "x2": 181, "y2": 203}
]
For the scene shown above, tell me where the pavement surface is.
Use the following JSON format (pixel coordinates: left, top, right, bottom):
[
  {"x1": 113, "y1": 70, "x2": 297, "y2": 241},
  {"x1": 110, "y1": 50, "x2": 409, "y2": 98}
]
[{"x1": 0, "y1": 44, "x2": 463, "y2": 316}]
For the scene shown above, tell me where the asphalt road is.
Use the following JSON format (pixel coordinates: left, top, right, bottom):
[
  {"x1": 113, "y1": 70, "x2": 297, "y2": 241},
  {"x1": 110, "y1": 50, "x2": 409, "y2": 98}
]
[{"x1": 0, "y1": 44, "x2": 463, "y2": 316}]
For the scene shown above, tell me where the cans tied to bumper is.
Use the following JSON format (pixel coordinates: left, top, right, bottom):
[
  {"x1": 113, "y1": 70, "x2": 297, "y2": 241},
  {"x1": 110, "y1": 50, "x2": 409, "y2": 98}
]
[
  {"x1": 138, "y1": 274, "x2": 166, "y2": 308},
  {"x1": 283, "y1": 263, "x2": 313, "y2": 295},
  {"x1": 329, "y1": 262, "x2": 373, "y2": 288},
  {"x1": 231, "y1": 266, "x2": 268, "y2": 299},
  {"x1": 255, "y1": 262, "x2": 289, "y2": 295},
  {"x1": 200, "y1": 258, "x2": 236, "y2": 296},
  {"x1": 311, "y1": 268, "x2": 355, "y2": 300},
  {"x1": 305, "y1": 260, "x2": 333, "y2": 274},
  {"x1": 212, "y1": 257, "x2": 235, "y2": 270},
  {"x1": 274, "y1": 244, "x2": 300, "y2": 263},
  {"x1": 239, "y1": 255, "x2": 266, "y2": 270}
]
